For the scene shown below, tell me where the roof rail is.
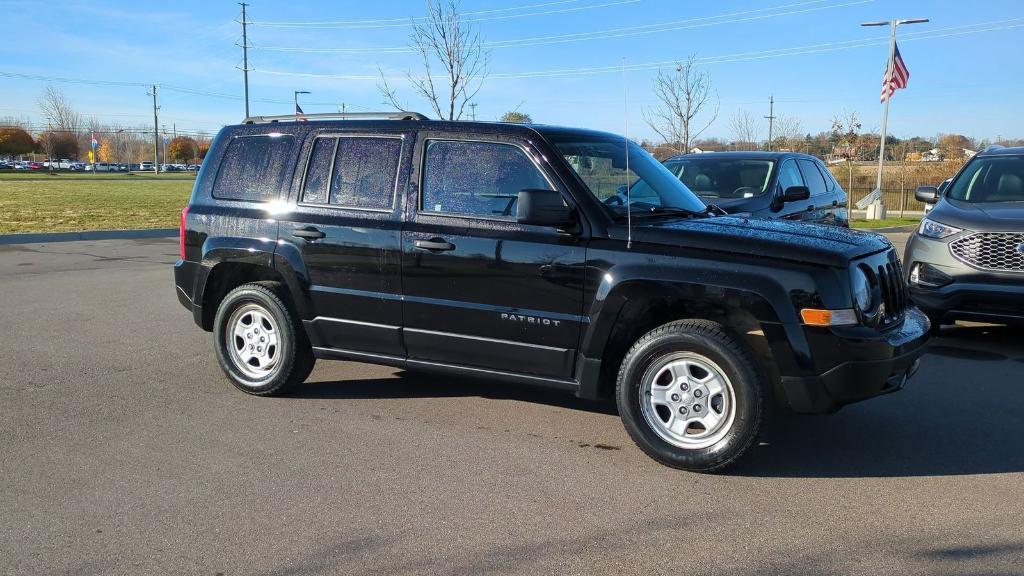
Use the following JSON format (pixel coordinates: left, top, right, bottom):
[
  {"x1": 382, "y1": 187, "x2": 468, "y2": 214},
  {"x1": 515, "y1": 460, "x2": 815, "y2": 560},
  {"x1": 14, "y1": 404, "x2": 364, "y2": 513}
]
[
  {"x1": 981, "y1": 144, "x2": 1005, "y2": 153},
  {"x1": 243, "y1": 111, "x2": 429, "y2": 124}
]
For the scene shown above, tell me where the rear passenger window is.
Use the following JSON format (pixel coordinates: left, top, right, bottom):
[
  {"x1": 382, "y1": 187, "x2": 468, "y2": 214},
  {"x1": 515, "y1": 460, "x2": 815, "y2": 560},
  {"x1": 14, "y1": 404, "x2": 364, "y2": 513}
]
[
  {"x1": 797, "y1": 159, "x2": 828, "y2": 197},
  {"x1": 421, "y1": 140, "x2": 549, "y2": 219},
  {"x1": 213, "y1": 134, "x2": 296, "y2": 201},
  {"x1": 301, "y1": 137, "x2": 402, "y2": 210},
  {"x1": 301, "y1": 138, "x2": 335, "y2": 205}
]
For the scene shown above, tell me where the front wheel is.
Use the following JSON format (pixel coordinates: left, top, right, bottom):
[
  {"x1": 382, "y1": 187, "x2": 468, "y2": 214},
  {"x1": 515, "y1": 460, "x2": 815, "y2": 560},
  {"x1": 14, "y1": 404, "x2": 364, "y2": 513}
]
[
  {"x1": 616, "y1": 319, "x2": 765, "y2": 472},
  {"x1": 213, "y1": 282, "x2": 315, "y2": 396}
]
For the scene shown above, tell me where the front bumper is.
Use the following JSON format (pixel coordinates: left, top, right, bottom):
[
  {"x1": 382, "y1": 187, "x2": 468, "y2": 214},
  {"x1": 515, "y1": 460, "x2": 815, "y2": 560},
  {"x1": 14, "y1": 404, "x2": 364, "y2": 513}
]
[
  {"x1": 904, "y1": 233, "x2": 1024, "y2": 324},
  {"x1": 780, "y1": 306, "x2": 930, "y2": 414}
]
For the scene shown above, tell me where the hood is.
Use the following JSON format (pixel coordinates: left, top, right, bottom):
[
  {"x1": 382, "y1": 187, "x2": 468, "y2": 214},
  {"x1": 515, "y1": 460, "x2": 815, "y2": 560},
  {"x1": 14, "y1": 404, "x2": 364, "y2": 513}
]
[
  {"x1": 622, "y1": 216, "x2": 891, "y2": 268},
  {"x1": 928, "y1": 198, "x2": 1024, "y2": 232}
]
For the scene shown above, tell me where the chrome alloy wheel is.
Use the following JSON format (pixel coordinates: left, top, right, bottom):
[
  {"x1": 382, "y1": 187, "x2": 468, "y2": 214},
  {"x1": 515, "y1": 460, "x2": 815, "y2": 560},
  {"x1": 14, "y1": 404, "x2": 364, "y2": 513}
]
[
  {"x1": 639, "y1": 352, "x2": 737, "y2": 450},
  {"x1": 225, "y1": 303, "x2": 281, "y2": 381}
]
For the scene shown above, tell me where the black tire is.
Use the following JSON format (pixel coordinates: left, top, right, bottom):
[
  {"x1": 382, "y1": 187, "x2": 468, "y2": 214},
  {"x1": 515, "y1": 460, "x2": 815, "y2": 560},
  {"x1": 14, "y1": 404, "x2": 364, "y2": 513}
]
[
  {"x1": 615, "y1": 319, "x2": 764, "y2": 472},
  {"x1": 213, "y1": 281, "x2": 315, "y2": 396}
]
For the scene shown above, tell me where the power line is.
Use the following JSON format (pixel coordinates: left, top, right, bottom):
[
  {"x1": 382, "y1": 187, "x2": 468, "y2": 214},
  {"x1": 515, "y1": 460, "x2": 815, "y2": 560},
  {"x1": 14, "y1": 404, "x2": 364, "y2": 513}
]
[
  {"x1": 252, "y1": 0, "x2": 861, "y2": 53},
  {"x1": 250, "y1": 18, "x2": 1024, "y2": 81},
  {"x1": 249, "y1": 0, "x2": 588, "y2": 27},
  {"x1": 247, "y1": 0, "x2": 639, "y2": 28}
]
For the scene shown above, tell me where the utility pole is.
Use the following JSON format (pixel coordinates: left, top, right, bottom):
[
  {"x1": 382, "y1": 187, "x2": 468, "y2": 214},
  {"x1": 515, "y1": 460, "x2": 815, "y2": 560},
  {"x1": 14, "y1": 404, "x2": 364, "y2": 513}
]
[
  {"x1": 861, "y1": 17, "x2": 928, "y2": 219},
  {"x1": 173, "y1": 123, "x2": 177, "y2": 140},
  {"x1": 239, "y1": 3, "x2": 251, "y2": 119},
  {"x1": 150, "y1": 85, "x2": 160, "y2": 174},
  {"x1": 339, "y1": 103, "x2": 347, "y2": 114},
  {"x1": 764, "y1": 95, "x2": 776, "y2": 151},
  {"x1": 469, "y1": 102, "x2": 477, "y2": 121}
]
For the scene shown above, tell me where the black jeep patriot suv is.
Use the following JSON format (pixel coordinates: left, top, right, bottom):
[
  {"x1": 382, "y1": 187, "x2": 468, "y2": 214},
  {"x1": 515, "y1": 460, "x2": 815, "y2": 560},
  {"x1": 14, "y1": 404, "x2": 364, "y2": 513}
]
[{"x1": 175, "y1": 112, "x2": 930, "y2": 471}]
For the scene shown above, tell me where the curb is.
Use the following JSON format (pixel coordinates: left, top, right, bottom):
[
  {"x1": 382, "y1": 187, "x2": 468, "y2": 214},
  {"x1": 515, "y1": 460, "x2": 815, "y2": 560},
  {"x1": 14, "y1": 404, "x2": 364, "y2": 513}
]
[
  {"x1": 0, "y1": 228, "x2": 178, "y2": 245},
  {"x1": 856, "y1": 224, "x2": 918, "y2": 234}
]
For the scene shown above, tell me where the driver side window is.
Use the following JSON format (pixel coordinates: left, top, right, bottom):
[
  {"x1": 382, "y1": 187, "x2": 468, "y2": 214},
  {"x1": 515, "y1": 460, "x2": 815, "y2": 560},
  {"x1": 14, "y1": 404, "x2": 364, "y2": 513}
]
[
  {"x1": 777, "y1": 160, "x2": 804, "y2": 193},
  {"x1": 421, "y1": 140, "x2": 549, "y2": 220}
]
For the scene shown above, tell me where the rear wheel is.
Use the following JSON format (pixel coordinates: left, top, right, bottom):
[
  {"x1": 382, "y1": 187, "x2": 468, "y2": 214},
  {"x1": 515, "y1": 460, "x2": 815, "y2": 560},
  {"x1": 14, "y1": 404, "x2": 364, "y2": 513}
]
[
  {"x1": 213, "y1": 282, "x2": 315, "y2": 396},
  {"x1": 616, "y1": 319, "x2": 764, "y2": 472}
]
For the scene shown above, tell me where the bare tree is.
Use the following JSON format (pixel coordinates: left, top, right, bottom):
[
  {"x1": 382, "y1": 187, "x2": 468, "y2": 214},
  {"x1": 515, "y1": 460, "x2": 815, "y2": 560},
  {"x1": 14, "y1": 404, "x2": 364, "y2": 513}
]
[
  {"x1": 378, "y1": 0, "x2": 488, "y2": 120},
  {"x1": 37, "y1": 86, "x2": 82, "y2": 135},
  {"x1": 642, "y1": 55, "x2": 719, "y2": 153},
  {"x1": 773, "y1": 114, "x2": 803, "y2": 151},
  {"x1": 728, "y1": 109, "x2": 759, "y2": 150}
]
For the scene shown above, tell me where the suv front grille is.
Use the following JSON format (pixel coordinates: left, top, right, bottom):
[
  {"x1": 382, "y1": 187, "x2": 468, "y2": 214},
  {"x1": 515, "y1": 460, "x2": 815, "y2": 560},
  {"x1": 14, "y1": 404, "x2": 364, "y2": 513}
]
[{"x1": 950, "y1": 232, "x2": 1024, "y2": 272}]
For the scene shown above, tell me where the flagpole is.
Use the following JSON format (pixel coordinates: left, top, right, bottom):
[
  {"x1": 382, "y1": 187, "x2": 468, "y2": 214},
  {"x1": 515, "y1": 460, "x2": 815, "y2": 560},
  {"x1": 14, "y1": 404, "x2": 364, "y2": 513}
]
[
  {"x1": 874, "y1": 21, "x2": 896, "y2": 202},
  {"x1": 861, "y1": 18, "x2": 928, "y2": 220}
]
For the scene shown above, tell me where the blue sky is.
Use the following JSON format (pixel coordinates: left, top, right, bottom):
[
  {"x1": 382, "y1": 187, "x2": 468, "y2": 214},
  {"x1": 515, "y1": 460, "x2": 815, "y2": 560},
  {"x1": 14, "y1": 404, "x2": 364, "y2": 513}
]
[{"x1": 1, "y1": 0, "x2": 1022, "y2": 142}]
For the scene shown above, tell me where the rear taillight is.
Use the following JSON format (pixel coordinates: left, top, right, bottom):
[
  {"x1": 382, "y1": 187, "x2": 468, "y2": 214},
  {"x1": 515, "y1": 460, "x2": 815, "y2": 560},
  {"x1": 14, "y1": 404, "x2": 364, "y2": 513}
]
[{"x1": 179, "y1": 206, "x2": 190, "y2": 259}]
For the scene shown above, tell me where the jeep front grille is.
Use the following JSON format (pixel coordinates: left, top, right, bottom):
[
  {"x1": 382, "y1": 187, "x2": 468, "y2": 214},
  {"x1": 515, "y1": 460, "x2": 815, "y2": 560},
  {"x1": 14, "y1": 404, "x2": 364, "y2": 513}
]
[
  {"x1": 875, "y1": 252, "x2": 908, "y2": 324},
  {"x1": 950, "y1": 232, "x2": 1024, "y2": 272}
]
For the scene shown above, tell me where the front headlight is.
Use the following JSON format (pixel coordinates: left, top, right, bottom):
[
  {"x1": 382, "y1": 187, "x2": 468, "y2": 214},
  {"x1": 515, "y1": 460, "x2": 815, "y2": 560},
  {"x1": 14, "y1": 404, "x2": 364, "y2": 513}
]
[
  {"x1": 918, "y1": 218, "x2": 962, "y2": 239},
  {"x1": 851, "y1": 266, "x2": 877, "y2": 317}
]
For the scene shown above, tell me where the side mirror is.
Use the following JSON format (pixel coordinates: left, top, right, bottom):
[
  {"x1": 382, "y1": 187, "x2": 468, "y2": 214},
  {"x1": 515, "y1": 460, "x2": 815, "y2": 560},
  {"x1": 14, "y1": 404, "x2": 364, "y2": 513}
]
[
  {"x1": 915, "y1": 186, "x2": 939, "y2": 204},
  {"x1": 781, "y1": 186, "x2": 810, "y2": 202},
  {"x1": 516, "y1": 189, "x2": 574, "y2": 227}
]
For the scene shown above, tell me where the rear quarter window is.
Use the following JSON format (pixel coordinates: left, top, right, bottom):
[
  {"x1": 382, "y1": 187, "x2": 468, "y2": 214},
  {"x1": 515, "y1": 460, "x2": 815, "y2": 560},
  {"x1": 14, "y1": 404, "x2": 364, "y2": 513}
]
[{"x1": 212, "y1": 134, "x2": 297, "y2": 202}]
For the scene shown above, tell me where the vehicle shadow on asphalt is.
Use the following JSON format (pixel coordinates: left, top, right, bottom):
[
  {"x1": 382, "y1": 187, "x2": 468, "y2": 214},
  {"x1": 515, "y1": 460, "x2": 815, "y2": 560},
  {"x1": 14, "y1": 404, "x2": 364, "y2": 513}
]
[
  {"x1": 293, "y1": 371, "x2": 619, "y2": 416},
  {"x1": 733, "y1": 324, "x2": 1024, "y2": 478}
]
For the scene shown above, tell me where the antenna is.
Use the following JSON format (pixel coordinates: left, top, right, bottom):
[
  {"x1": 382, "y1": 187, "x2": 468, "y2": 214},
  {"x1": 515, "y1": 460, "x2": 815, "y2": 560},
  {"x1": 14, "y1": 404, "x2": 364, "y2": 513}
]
[{"x1": 622, "y1": 58, "x2": 631, "y2": 249}]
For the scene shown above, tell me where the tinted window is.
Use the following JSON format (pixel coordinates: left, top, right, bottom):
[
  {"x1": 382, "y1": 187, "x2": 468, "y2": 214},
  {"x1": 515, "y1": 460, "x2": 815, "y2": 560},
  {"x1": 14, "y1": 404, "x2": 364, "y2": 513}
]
[
  {"x1": 819, "y1": 163, "x2": 837, "y2": 192},
  {"x1": 330, "y1": 137, "x2": 402, "y2": 209},
  {"x1": 797, "y1": 159, "x2": 827, "y2": 196},
  {"x1": 665, "y1": 158, "x2": 774, "y2": 199},
  {"x1": 213, "y1": 134, "x2": 296, "y2": 201},
  {"x1": 422, "y1": 140, "x2": 549, "y2": 219},
  {"x1": 777, "y1": 160, "x2": 804, "y2": 192},
  {"x1": 947, "y1": 156, "x2": 1024, "y2": 203},
  {"x1": 301, "y1": 138, "x2": 335, "y2": 204},
  {"x1": 301, "y1": 137, "x2": 402, "y2": 209}
]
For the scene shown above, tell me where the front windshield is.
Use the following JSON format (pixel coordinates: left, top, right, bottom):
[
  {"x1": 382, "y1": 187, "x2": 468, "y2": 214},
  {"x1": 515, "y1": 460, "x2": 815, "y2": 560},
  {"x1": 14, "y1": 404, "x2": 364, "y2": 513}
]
[
  {"x1": 546, "y1": 134, "x2": 706, "y2": 215},
  {"x1": 947, "y1": 156, "x2": 1024, "y2": 203},
  {"x1": 663, "y1": 158, "x2": 775, "y2": 199}
]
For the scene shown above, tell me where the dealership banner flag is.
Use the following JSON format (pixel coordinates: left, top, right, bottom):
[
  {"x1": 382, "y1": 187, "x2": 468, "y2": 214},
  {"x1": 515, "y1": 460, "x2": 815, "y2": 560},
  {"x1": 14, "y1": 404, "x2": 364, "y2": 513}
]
[{"x1": 90, "y1": 133, "x2": 99, "y2": 151}]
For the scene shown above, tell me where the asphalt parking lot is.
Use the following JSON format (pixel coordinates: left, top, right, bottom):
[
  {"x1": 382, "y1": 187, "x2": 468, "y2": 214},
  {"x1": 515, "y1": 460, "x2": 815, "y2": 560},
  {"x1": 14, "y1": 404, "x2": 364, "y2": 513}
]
[{"x1": 2, "y1": 235, "x2": 1022, "y2": 575}]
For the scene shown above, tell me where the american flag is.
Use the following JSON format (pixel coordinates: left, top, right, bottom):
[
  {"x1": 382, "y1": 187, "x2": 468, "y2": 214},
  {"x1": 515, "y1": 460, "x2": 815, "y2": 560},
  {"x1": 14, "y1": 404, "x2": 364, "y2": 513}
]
[{"x1": 880, "y1": 43, "x2": 910, "y2": 103}]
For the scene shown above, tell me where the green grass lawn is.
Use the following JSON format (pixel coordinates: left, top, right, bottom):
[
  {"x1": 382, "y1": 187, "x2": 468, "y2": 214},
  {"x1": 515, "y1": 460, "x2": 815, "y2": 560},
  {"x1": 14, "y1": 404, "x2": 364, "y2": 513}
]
[
  {"x1": 0, "y1": 174, "x2": 193, "y2": 233},
  {"x1": 851, "y1": 217, "x2": 922, "y2": 230}
]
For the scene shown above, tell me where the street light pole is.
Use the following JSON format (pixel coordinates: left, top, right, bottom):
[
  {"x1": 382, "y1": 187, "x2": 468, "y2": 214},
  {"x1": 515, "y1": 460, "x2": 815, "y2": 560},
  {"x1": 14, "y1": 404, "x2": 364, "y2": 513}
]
[
  {"x1": 861, "y1": 18, "x2": 928, "y2": 218},
  {"x1": 294, "y1": 90, "x2": 310, "y2": 118}
]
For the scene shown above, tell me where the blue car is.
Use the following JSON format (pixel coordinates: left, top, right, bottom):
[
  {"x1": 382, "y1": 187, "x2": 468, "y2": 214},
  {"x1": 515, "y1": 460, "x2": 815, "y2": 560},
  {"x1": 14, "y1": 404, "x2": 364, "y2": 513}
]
[{"x1": 661, "y1": 152, "x2": 849, "y2": 226}]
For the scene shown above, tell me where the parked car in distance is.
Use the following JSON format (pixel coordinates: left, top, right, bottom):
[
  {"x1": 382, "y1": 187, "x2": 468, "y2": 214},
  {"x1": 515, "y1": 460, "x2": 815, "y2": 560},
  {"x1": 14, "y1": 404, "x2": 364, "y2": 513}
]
[
  {"x1": 175, "y1": 113, "x2": 928, "y2": 472},
  {"x1": 906, "y1": 146, "x2": 1024, "y2": 329},
  {"x1": 657, "y1": 152, "x2": 848, "y2": 226}
]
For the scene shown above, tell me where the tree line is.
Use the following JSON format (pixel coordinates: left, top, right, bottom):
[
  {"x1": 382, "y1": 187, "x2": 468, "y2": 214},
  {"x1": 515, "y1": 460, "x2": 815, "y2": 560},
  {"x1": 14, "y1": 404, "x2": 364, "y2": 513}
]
[{"x1": 0, "y1": 87, "x2": 212, "y2": 165}]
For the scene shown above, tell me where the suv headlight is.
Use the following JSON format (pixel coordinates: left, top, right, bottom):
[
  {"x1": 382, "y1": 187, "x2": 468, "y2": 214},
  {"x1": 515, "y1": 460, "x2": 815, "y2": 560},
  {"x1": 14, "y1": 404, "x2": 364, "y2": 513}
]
[
  {"x1": 851, "y1": 266, "x2": 879, "y2": 321},
  {"x1": 918, "y1": 218, "x2": 961, "y2": 239}
]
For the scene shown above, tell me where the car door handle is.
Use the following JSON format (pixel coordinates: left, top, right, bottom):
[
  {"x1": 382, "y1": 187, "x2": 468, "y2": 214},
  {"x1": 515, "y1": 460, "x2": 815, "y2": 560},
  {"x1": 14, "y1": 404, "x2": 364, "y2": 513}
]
[
  {"x1": 414, "y1": 238, "x2": 456, "y2": 252},
  {"x1": 832, "y1": 200, "x2": 839, "y2": 207},
  {"x1": 292, "y1": 227, "x2": 326, "y2": 240},
  {"x1": 806, "y1": 205, "x2": 815, "y2": 211}
]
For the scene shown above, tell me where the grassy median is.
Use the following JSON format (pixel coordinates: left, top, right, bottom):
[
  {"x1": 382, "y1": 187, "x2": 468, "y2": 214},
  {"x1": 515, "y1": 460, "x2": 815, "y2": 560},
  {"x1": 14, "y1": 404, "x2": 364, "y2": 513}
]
[
  {"x1": 850, "y1": 217, "x2": 922, "y2": 230},
  {"x1": 0, "y1": 173, "x2": 194, "y2": 233}
]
